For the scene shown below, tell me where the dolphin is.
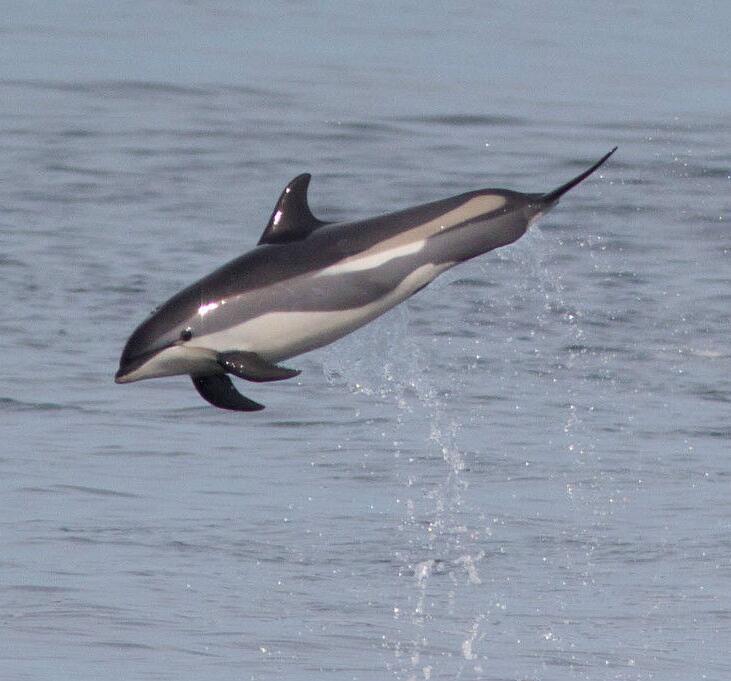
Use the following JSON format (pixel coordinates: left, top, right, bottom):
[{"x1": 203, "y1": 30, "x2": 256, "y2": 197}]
[{"x1": 115, "y1": 148, "x2": 616, "y2": 411}]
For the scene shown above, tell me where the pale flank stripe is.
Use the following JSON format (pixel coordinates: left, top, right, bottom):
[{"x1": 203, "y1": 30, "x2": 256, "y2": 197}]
[
  {"x1": 318, "y1": 194, "x2": 505, "y2": 278},
  {"x1": 317, "y1": 239, "x2": 426, "y2": 277}
]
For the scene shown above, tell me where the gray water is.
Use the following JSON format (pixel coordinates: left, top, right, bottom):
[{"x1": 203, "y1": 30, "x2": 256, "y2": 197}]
[{"x1": 1, "y1": 2, "x2": 730, "y2": 680}]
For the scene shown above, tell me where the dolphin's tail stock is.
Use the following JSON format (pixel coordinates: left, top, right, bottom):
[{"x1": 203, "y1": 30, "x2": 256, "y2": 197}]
[{"x1": 542, "y1": 147, "x2": 617, "y2": 205}]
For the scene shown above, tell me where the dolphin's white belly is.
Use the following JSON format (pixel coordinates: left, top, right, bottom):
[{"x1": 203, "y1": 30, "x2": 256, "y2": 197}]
[{"x1": 195, "y1": 262, "x2": 453, "y2": 361}]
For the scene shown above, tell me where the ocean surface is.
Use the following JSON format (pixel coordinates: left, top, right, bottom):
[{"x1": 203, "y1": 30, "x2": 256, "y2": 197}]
[{"x1": 1, "y1": 2, "x2": 729, "y2": 680}]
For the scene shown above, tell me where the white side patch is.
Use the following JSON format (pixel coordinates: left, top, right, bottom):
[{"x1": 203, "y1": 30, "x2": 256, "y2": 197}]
[
  {"x1": 317, "y1": 240, "x2": 426, "y2": 277},
  {"x1": 194, "y1": 262, "x2": 455, "y2": 362}
]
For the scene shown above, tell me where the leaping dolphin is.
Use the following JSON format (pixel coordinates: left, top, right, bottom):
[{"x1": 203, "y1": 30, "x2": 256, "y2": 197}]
[{"x1": 115, "y1": 148, "x2": 616, "y2": 411}]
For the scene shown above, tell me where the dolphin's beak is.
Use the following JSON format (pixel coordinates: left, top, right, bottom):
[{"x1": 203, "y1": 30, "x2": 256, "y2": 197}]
[
  {"x1": 114, "y1": 348, "x2": 161, "y2": 384},
  {"x1": 114, "y1": 368, "x2": 133, "y2": 383},
  {"x1": 115, "y1": 343, "x2": 220, "y2": 384}
]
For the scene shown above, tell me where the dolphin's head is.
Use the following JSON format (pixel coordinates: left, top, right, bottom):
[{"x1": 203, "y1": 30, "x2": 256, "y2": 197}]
[{"x1": 115, "y1": 283, "x2": 217, "y2": 383}]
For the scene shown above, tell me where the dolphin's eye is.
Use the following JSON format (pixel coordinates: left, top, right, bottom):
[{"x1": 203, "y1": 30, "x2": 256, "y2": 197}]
[{"x1": 180, "y1": 328, "x2": 193, "y2": 342}]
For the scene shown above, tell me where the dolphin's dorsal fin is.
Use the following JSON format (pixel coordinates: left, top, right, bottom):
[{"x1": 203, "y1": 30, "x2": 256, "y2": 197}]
[{"x1": 258, "y1": 174, "x2": 326, "y2": 245}]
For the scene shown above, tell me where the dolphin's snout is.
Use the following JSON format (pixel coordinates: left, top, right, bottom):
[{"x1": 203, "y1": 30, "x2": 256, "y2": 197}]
[
  {"x1": 114, "y1": 366, "x2": 133, "y2": 383},
  {"x1": 114, "y1": 346, "x2": 160, "y2": 383}
]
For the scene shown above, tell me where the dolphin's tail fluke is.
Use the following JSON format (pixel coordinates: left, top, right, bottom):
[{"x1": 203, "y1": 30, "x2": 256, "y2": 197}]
[{"x1": 542, "y1": 147, "x2": 617, "y2": 205}]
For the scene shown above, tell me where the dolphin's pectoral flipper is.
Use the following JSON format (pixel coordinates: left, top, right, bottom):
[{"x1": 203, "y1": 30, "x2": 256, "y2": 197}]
[
  {"x1": 218, "y1": 351, "x2": 301, "y2": 383},
  {"x1": 192, "y1": 375, "x2": 265, "y2": 411}
]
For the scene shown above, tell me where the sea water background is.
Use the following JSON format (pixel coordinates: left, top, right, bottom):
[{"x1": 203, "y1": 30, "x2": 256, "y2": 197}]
[{"x1": 1, "y1": 2, "x2": 729, "y2": 680}]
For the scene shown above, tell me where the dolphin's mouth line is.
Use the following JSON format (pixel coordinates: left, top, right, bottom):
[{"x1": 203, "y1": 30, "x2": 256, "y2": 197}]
[
  {"x1": 115, "y1": 348, "x2": 165, "y2": 383},
  {"x1": 115, "y1": 343, "x2": 222, "y2": 383}
]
